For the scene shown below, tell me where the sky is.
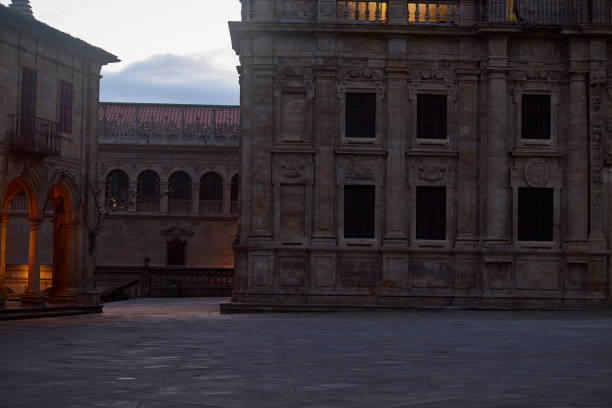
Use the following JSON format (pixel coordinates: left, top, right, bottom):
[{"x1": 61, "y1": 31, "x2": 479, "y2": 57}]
[{"x1": 0, "y1": 0, "x2": 242, "y2": 104}]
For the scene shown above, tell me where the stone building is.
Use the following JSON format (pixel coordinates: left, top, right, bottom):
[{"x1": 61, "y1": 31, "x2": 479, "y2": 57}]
[
  {"x1": 0, "y1": 1, "x2": 118, "y2": 308},
  {"x1": 225, "y1": 0, "x2": 612, "y2": 310},
  {"x1": 94, "y1": 103, "x2": 240, "y2": 297}
]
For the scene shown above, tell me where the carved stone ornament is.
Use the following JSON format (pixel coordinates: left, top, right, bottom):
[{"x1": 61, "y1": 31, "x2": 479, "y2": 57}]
[
  {"x1": 524, "y1": 159, "x2": 549, "y2": 187},
  {"x1": 274, "y1": 155, "x2": 310, "y2": 179},
  {"x1": 421, "y1": 69, "x2": 446, "y2": 80},
  {"x1": 339, "y1": 68, "x2": 383, "y2": 81},
  {"x1": 418, "y1": 162, "x2": 446, "y2": 182},
  {"x1": 346, "y1": 157, "x2": 375, "y2": 181}
]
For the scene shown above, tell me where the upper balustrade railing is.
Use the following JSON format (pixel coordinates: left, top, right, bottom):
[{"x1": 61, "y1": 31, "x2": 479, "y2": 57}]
[{"x1": 239, "y1": 0, "x2": 612, "y2": 25}]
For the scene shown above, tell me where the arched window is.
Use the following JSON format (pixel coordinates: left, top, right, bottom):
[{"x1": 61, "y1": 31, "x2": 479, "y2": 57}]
[
  {"x1": 137, "y1": 170, "x2": 160, "y2": 213},
  {"x1": 230, "y1": 174, "x2": 239, "y2": 215},
  {"x1": 105, "y1": 170, "x2": 129, "y2": 210},
  {"x1": 199, "y1": 172, "x2": 223, "y2": 214},
  {"x1": 168, "y1": 171, "x2": 192, "y2": 213}
]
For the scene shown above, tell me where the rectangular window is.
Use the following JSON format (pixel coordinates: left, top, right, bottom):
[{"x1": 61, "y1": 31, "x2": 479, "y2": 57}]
[
  {"x1": 522, "y1": 95, "x2": 551, "y2": 139},
  {"x1": 345, "y1": 93, "x2": 376, "y2": 138},
  {"x1": 20, "y1": 67, "x2": 37, "y2": 117},
  {"x1": 344, "y1": 185, "x2": 375, "y2": 238},
  {"x1": 416, "y1": 186, "x2": 446, "y2": 240},
  {"x1": 167, "y1": 238, "x2": 186, "y2": 266},
  {"x1": 518, "y1": 188, "x2": 553, "y2": 241},
  {"x1": 417, "y1": 94, "x2": 447, "y2": 139},
  {"x1": 60, "y1": 81, "x2": 73, "y2": 133}
]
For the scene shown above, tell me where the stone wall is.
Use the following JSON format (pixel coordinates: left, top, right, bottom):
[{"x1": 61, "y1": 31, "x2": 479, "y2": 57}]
[{"x1": 227, "y1": 0, "x2": 612, "y2": 310}]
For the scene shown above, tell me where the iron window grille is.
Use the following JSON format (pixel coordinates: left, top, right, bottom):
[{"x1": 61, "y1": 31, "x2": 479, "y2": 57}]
[
  {"x1": 518, "y1": 188, "x2": 553, "y2": 241},
  {"x1": 344, "y1": 185, "x2": 375, "y2": 238},
  {"x1": 417, "y1": 94, "x2": 447, "y2": 139},
  {"x1": 522, "y1": 95, "x2": 551, "y2": 139},
  {"x1": 416, "y1": 186, "x2": 446, "y2": 240},
  {"x1": 345, "y1": 93, "x2": 376, "y2": 138}
]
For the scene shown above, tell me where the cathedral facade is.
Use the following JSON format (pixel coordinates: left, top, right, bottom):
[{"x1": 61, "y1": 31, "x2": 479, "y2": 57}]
[{"x1": 225, "y1": 0, "x2": 612, "y2": 310}]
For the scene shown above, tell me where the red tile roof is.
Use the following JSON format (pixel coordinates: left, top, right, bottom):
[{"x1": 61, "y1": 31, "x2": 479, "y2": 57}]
[{"x1": 99, "y1": 103, "x2": 240, "y2": 126}]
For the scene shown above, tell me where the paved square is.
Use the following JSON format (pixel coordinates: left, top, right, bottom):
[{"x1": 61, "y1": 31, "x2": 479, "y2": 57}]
[{"x1": 1, "y1": 298, "x2": 612, "y2": 408}]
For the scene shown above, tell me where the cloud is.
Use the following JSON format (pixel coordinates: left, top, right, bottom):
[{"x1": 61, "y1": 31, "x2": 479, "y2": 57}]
[{"x1": 100, "y1": 51, "x2": 239, "y2": 105}]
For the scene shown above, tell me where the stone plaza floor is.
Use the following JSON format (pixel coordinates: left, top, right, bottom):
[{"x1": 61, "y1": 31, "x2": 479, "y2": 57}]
[{"x1": 0, "y1": 298, "x2": 612, "y2": 408}]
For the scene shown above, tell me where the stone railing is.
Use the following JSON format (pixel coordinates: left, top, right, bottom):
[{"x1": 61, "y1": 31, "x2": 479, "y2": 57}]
[
  {"x1": 96, "y1": 266, "x2": 233, "y2": 301},
  {"x1": 136, "y1": 200, "x2": 160, "y2": 213},
  {"x1": 336, "y1": 0, "x2": 457, "y2": 24},
  {"x1": 168, "y1": 199, "x2": 192, "y2": 214},
  {"x1": 199, "y1": 200, "x2": 223, "y2": 215}
]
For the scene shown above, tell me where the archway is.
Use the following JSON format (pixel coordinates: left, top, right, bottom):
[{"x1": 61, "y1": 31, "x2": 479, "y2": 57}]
[{"x1": 0, "y1": 177, "x2": 44, "y2": 306}]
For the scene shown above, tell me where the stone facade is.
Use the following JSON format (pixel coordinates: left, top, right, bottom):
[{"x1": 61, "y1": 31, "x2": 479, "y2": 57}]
[
  {"x1": 94, "y1": 103, "x2": 240, "y2": 295},
  {"x1": 0, "y1": 3, "x2": 118, "y2": 307},
  {"x1": 225, "y1": 0, "x2": 612, "y2": 310}
]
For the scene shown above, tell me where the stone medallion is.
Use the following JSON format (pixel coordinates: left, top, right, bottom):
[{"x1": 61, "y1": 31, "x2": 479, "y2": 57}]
[{"x1": 524, "y1": 159, "x2": 549, "y2": 187}]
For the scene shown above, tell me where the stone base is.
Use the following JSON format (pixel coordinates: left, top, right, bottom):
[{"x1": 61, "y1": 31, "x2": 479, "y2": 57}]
[
  {"x1": 220, "y1": 296, "x2": 612, "y2": 313},
  {"x1": 47, "y1": 287, "x2": 78, "y2": 306},
  {"x1": 20, "y1": 289, "x2": 45, "y2": 306}
]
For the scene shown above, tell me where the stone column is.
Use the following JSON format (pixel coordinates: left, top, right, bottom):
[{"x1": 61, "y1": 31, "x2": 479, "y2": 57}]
[
  {"x1": 0, "y1": 214, "x2": 7, "y2": 308},
  {"x1": 49, "y1": 221, "x2": 78, "y2": 305},
  {"x1": 223, "y1": 182, "x2": 231, "y2": 215},
  {"x1": 456, "y1": 69, "x2": 479, "y2": 245},
  {"x1": 160, "y1": 182, "x2": 169, "y2": 214},
  {"x1": 21, "y1": 217, "x2": 45, "y2": 306},
  {"x1": 565, "y1": 72, "x2": 589, "y2": 246},
  {"x1": 484, "y1": 68, "x2": 510, "y2": 244},
  {"x1": 191, "y1": 183, "x2": 199, "y2": 215}
]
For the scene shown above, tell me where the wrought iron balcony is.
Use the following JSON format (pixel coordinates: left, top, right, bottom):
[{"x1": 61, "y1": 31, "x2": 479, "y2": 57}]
[
  {"x1": 478, "y1": 0, "x2": 611, "y2": 25},
  {"x1": 8, "y1": 114, "x2": 61, "y2": 155}
]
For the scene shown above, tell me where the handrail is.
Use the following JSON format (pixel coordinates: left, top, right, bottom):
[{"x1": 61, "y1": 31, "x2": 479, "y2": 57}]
[{"x1": 8, "y1": 114, "x2": 61, "y2": 155}]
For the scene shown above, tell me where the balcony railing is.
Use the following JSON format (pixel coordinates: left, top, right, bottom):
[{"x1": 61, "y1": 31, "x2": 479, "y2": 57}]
[
  {"x1": 168, "y1": 199, "x2": 192, "y2": 214},
  {"x1": 199, "y1": 200, "x2": 223, "y2": 215},
  {"x1": 478, "y1": 0, "x2": 611, "y2": 24},
  {"x1": 337, "y1": 0, "x2": 457, "y2": 23},
  {"x1": 136, "y1": 200, "x2": 160, "y2": 213},
  {"x1": 8, "y1": 114, "x2": 61, "y2": 155}
]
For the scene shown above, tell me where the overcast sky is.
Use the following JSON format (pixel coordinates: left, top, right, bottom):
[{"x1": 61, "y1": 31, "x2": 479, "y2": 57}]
[{"x1": 1, "y1": 0, "x2": 241, "y2": 104}]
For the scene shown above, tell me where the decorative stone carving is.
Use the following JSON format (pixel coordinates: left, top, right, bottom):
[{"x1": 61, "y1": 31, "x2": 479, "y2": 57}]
[
  {"x1": 273, "y1": 154, "x2": 313, "y2": 182},
  {"x1": 524, "y1": 159, "x2": 549, "y2": 187},
  {"x1": 346, "y1": 157, "x2": 375, "y2": 181},
  {"x1": 418, "y1": 162, "x2": 446, "y2": 182},
  {"x1": 339, "y1": 67, "x2": 383, "y2": 81},
  {"x1": 420, "y1": 69, "x2": 446, "y2": 80}
]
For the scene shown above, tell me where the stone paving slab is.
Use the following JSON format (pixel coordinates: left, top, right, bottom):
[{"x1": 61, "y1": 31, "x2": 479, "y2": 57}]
[{"x1": 1, "y1": 298, "x2": 612, "y2": 407}]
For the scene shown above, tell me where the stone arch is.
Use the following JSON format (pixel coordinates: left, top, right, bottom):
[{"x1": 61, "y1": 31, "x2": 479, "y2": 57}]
[
  {"x1": 1, "y1": 176, "x2": 44, "y2": 305},
  {"x1": 200, "y1": 172, "x2": 224, "y2": 214},
  {"x1": 136, "y1": 170, "x2": 161, "y2": 212},
  {"x1": 168, "y1": 171, "x2": 192, "y2": 214},
  {"x1": 44, "y1": 181, "x2": 79, "y2": 304},
  {"x1": 105, "y1": 169, "x2": 129, "y2": 210}
]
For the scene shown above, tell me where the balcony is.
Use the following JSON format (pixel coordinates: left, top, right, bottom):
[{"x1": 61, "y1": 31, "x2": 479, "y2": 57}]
[
  {"x1": 8, "y1": 114, "x2": 61, "y2": 156},
  {"x1": 337, "y1": 0, "x2": 457, "y2": 24},
  {"x1": 478, "y1": 0, "x2": 611, "y2": 25}
]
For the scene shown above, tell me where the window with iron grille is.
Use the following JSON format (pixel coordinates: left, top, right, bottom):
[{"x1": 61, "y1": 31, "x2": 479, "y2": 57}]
[
  {"x1": 21, "y1": 67, "x2": 37, "y2": 117},
  {"x1": 522, "y1": 95, "x2": 550, "y2": 139},
  {"x1": 167, "y1": 237, "x2": 186, "y2": 266},
  {"x1": 416, "y1": 186, "x2": 446, "y2": 240},
  {"x1": 345, "y1": 93, "x2": 376, "y2": 138},
  {"x1": 169, "y1": 171, "x2": 192, "y2": 200},
  {"x1": 344, "y1": 185, "x2": 375, "y2": 238},
  {"x1": 59, "y1": 81, "x2": 73, "y2": 133},
  {"x1": 518, "y1": 188, "x2": 553, "y2": 241},
  {"x1": 417, "y1": 94, "x2": 447, "y2": 139},
  {"x1": 105, "y1": 169, "x2": 129, "y2": 210}
]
